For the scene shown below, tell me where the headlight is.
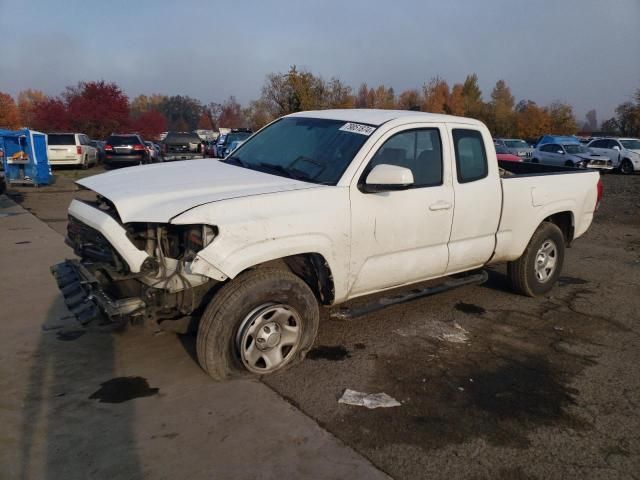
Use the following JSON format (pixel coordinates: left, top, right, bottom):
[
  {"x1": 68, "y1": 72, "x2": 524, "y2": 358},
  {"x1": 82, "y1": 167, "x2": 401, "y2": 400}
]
[{"x1": 183, "y1": 225, "x2": 217, "y2": 261}]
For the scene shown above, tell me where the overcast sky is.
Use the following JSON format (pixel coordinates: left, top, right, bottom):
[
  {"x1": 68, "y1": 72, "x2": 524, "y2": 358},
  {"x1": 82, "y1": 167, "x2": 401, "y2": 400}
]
[{"x1": 1, "y1": 0, "x2": 639, "y2": 122}]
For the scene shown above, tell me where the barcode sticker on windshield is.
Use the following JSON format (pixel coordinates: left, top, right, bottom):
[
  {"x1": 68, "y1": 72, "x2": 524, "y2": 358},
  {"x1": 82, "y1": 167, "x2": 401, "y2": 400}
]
[{"x1": 339, "y1": 122, "x2": 376, "y2": 136}]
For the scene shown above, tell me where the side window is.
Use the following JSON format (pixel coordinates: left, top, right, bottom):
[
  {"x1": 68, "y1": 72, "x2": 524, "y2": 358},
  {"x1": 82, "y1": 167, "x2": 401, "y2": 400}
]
[
  {"x1": 452, "y1": 129, "x2": 488, "y2": 183},
  {"x1": 589, "y1": 140, "x2": 603, "y2": 148},
  {"x1": 368, "y1": 129, "x2": 442, "y2": 187},
  {"x1": 540, "y1": 144, "x2": 551, "y2": 152},
  {"x1": 607, "y1": 140, "x2": 620, "y2": 149}
]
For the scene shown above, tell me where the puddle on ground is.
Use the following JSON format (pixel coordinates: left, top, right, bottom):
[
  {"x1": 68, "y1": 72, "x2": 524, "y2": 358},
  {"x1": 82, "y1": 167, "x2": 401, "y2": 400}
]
[
  {"x1": 89, "y1": 377, "x2": 159, "y2": 403},
  {"x1": 558, "y1": 276, "x2": 589, "y2": 286},
  {"x1": 56, "y1": 330, "x2": 85, "y2": 341},
  {"x1": 307, "y1": 345, "x2": 350, "y2": 361},
  {"x1": 455, "y1": 302, "x2": 486, "y2": 315}
]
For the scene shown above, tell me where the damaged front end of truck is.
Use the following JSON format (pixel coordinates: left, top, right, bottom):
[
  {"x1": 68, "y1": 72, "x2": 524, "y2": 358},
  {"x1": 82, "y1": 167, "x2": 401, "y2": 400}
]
[{"x1": 52, "y1": 193, "x2": 223, "y2": 331}]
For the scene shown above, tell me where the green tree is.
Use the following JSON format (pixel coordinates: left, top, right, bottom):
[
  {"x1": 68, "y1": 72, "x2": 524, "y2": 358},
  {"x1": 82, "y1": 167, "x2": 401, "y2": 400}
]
[
  {"x1": 489, "y1": 79, "x2": 515, "y2": 136},
  {"x1": 159, "y1": 95, "x2": 202, "y2": 131},
  {"x1": 461, "y1": 73, "x2": 484, "y2": 117}
]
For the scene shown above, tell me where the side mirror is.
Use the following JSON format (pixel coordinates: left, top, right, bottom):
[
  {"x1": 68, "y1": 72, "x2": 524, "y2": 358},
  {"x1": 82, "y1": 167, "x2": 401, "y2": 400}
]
[
  {"x1": 613, "y1": 145, "x2": 620, "y2": 151},
  {"x1": 362, "y1": 164, "x2": 414, "y2": 193}
]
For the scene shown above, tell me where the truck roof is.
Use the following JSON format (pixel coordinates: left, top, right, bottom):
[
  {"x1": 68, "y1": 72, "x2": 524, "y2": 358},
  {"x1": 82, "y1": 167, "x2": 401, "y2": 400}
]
[{"x1": 286, "y1": 109, "x2": 485, "y2": 127}]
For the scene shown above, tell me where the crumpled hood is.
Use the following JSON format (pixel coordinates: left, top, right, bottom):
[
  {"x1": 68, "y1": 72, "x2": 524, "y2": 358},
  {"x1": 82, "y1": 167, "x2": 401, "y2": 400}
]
[
  {"x1": 576, "y1": 153, "x2": 608, "y2": 162},
  {"x1": 77, "y1": 159, "x2": 315, "y2": 223}
]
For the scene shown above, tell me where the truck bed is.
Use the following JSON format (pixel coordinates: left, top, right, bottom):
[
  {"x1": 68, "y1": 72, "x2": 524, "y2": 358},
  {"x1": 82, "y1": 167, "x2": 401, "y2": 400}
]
[
  {"x1": 498, "y1": 160, "x2": 595, "y2": 176},
  {"x1": 492, "y1": 160, "x2": 600, "y2": 264}
]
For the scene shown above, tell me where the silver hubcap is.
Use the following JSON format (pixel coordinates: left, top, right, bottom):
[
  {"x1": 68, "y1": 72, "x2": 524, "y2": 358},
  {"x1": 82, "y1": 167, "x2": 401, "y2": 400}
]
[
  {"x1": 236, "y1": 304, "x2": 302, "y2": 374},
  {"x1": 534, "y1": 239, "x2": 557, "y2": 283}
]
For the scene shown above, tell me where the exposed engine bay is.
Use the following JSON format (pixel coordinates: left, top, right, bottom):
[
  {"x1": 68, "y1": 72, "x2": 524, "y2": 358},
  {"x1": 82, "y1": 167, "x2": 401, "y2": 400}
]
[{"x1": 60, "y1": 194, "x2": 220, "y2": 330}]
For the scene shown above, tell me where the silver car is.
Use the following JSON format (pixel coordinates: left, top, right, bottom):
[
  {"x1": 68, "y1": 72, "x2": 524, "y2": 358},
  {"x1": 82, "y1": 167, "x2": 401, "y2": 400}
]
[
  {"x1": 532, "y1": 142, "x2": 612, "y2": 170},
  {"x1": 494, "y1": 138, "x2": 534, "y2": 159}
]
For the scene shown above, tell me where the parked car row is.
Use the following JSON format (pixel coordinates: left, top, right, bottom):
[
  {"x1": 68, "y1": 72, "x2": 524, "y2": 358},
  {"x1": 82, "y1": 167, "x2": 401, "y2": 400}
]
[{"x1": 493, "y1": 135, "x2": 640, "y2": 174}]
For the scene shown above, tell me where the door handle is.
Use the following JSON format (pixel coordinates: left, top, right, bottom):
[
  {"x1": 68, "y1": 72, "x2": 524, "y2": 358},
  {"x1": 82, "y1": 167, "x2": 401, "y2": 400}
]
[{"x1": 429, "y1": 201, "x2": 452, "y2": 211}]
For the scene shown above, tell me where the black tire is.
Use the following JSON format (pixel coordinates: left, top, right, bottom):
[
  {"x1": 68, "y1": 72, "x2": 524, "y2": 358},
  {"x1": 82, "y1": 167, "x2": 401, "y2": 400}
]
[
  {"x1": 507, "y1": 222, "x2": 565, "y2": 297},
  {"x1": 620, "y1": 159, "x2": 634, "y2": 175},
  {"x1": 197, "y1": 268, "x2": 319, "y2": 381},
  {"x1": 81, "y1": 156, "x2": 89, "y2": 170}
]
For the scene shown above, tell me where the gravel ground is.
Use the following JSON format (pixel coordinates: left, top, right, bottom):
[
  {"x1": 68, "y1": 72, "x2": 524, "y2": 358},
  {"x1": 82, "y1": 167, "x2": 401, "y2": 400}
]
[{"x1": 6, "y1": 167, "x2": 640, "y2": 480}]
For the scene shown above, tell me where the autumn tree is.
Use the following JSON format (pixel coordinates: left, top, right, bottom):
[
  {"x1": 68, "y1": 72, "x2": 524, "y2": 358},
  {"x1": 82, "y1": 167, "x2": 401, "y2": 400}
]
[
  {"x1": 197, "y1": 111, "x2": 213, "y2": 130},
  {"x1": 546, "y1": 101, "x2": 577, "y2": 135},
  {"x1": 31, "y1": 97, "x2": 70, "y2": 132},
  {"x1": 243, "y1": 99, "x2": 274, "y2": 131},
  {"x1": 489, "y1": 79, "x2": 515, "y2": 136},
  {"x1": 0, "y1": 93, "x2": 21, "y2": 129},
  {"x1": 324, "y1": 78, "x2": 354, "y2": 109},
  {"x1": 355, "y1": 84, "x2": 372, "y2": 108},
  {"x1": 129, "y1": 111, "x2": 167, "y2": 140},
  {"x1": 64, "y1": 81, "x2": 130, "y2": 138},
  {"x1": 130, "y1": 93, "x2": 166, "y2": 118},
  {"x1": 446, "y1": 84, "x2": 465, "y2": 116},
  {"x1": 422, "y1": 77, "x2": 449, "y2": 113},
  {"x1": 514, "y1": 100, "x2": 551, "y2": 139},
  {"x1": 215, "y1": 96, "x2": 246, "y2": 128},
  {"x1": 397, "y1": 89, "x2": 422, "y2": 111},
  {"x1": 17, "y1": 89, "x2": 46, "y2": 128}
]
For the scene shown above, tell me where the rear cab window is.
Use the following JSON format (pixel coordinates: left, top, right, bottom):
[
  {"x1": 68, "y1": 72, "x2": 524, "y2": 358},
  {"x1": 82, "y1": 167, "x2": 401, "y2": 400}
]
[{"x1": 452, "y1": 129, "x2": 488, "y2": 183}]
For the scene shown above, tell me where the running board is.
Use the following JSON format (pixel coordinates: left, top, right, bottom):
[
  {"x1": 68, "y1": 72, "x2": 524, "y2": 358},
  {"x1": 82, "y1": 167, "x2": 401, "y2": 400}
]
[{"x1": 330, "y1": 271, "x2": 488, "y2": 320}]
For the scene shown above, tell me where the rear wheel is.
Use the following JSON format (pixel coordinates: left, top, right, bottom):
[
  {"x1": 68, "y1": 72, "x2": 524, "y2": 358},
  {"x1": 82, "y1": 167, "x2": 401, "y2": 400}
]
[
  {"x1": 507, "y1": 222, "x2": 565, "y2": 297},
  {"x1": 620, "y1": 159, "x2": 634, "y2": 175},
  {"x1": 197, "y1": 268, "x2": 319, "y2": 381},
  {"x1": 81, "y1": 156, "x2": 89, "y2": 170}
]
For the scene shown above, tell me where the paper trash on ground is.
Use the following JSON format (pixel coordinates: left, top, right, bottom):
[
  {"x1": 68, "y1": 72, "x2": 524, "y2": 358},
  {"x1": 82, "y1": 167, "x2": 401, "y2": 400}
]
[{"x1": 339, "y1": 389, "x2": 401, "y2": 409}]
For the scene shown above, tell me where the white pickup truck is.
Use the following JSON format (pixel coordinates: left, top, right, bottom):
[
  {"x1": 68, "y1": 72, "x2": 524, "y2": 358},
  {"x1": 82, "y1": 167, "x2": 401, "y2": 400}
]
[{"x1": 52, "y1": 110, "x2": 602, "y2": 380}]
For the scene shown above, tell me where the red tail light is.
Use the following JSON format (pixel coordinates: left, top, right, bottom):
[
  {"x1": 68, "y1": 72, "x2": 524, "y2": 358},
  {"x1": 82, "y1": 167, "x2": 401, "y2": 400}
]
[
  {"x1": 76, "y1": 146, "x2": 82, "y2": 155},
  {"x1": 133, "y1": 144, "x2": 145, "y2": 151},
  {"x1": 595, "y1": 178, "x2": 603, "y2": 210},
  {"x1": 104, "y1": 144, "x2": 113, "y2": 151}
]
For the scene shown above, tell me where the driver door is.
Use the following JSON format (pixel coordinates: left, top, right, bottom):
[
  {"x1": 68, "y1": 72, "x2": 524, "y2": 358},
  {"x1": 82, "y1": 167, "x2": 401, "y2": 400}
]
[{"x1": 348, "y1": 125, "x2": 454, "y2": 296}]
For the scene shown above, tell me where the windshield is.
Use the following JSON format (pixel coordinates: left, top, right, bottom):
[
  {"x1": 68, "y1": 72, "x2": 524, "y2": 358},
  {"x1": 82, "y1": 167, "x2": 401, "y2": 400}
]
[
  {"x1": 495, "y1": 145, "x2": 509, "y2": 154},
  {"x1": 621, "y1": 139, "x2": 640, "y2": 150},
  {"x1": 504, "y1": 140, "x2": 529, "y2": 149},
  {"x1": 564, "y1": 144, "x2": 588, "y2": 154},
  {"x1": 48, "y1": 134, "x2": 75, "y2": 146},
  {"x1": 224, "y1": 117, "x2": 374, "y2": 185}
]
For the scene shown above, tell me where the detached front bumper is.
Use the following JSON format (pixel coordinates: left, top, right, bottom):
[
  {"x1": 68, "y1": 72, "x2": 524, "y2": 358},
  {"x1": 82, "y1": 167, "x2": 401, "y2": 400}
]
[{"x1": 51, "y1": 260, "x2": 145, "y2": 325}]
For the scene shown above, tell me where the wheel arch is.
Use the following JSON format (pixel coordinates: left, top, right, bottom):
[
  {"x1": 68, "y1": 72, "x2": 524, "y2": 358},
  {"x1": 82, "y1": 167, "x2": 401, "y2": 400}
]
[{"x1": 544, "y1": 211, "x2": 574, "y2": 246}]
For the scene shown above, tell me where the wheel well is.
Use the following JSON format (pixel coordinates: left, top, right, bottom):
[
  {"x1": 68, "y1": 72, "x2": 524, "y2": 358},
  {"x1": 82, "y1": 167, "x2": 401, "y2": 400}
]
[
  {"x1": 545, "y1": 212, "x2": 574, "y2": 246},
  {"x1": 252, "y1": 253, "x2": 335, "y2": 305}
]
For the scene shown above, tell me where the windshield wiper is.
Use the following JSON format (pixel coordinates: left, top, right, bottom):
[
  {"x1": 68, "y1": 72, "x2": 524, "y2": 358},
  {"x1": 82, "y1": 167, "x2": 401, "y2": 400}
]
[
  {"x1": 258, "y1": 162, "x2": 314, "y2": 182},
  {"x1": 224, "y1": 156, "x2": 249, "y2": 168}
]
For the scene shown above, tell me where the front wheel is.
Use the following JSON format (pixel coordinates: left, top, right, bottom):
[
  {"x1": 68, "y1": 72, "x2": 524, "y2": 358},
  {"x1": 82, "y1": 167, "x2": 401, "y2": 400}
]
[
  {"x1": 197, "y1": 268, "x2": 319, "y2": 381},
  {"x1": 507, "y1": 222, "x2": 565, "y2": 297},
  {"x1": 620, "y1": 159, "x2": 634, "y2": 175}
]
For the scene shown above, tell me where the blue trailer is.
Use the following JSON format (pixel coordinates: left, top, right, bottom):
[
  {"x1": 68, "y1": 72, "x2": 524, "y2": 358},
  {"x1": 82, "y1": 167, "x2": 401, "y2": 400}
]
[{"x1": 0, "y1": 129, "x2": 52, "y2": 186}]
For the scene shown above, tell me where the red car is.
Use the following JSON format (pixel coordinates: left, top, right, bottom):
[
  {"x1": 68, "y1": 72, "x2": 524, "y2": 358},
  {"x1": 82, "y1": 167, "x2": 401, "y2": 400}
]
[{"x1": 495, "y1": 144, "x2": 522, "y2": 162}]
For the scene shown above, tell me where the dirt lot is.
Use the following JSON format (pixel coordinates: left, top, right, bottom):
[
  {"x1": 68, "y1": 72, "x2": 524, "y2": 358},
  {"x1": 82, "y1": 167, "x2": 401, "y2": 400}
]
[{"x1": 5, "y1": 166, "x2": 640, "y2": 479}]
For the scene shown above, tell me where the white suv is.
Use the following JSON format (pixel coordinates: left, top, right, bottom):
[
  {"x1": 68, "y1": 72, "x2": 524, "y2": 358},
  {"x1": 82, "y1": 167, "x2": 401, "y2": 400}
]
[
  {"x1": 587, "y1": 137, "x2": 640, "y2": 174},
  {"x1": 47, "y1": 133, "x2": 98, "y2": 169}
]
